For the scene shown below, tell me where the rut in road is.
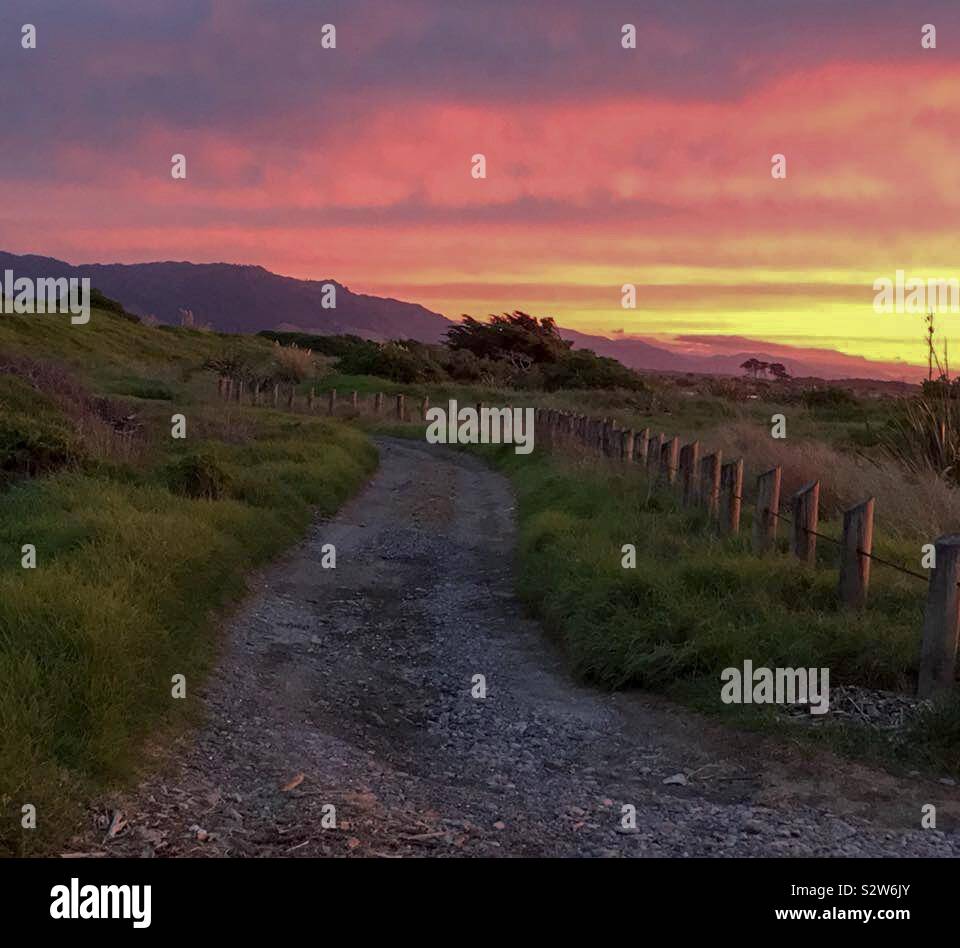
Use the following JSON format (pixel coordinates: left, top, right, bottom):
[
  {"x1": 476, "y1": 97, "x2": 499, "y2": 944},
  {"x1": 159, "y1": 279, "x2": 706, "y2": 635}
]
[{"x1": 84, "y1": 437, "x2": 960, "y2": 857}]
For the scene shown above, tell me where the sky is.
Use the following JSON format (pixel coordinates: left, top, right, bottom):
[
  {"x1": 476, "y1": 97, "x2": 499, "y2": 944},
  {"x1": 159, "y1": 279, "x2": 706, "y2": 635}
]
[{"x1": 1, "y1": 0, "x2": 958, "y2": 373}]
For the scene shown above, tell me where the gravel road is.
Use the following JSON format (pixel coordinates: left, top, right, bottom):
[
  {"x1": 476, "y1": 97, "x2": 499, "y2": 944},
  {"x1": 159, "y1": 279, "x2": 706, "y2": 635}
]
[{"x1": 82, "y1": 437, "x2": 960, "y2": 857}]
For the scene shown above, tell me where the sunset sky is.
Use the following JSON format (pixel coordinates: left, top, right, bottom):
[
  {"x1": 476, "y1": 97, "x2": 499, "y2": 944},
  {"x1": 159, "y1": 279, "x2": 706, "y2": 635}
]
[{"x1": 2, "y1": 0, "x2": 959, "y2": 372}]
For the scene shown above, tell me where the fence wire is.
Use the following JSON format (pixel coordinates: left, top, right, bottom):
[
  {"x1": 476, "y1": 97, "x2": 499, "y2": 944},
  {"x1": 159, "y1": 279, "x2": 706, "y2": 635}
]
[
  {"x1": 552, "y1": 421, "x2": 938, "y2": 588},
  {"x1": 750, "y1": 499, "x2": 932, "y2": 585}
]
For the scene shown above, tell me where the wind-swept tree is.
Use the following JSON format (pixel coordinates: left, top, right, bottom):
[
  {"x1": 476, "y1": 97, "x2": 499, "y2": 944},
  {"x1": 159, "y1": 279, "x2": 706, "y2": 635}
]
[{"x1": 446, "y1": 311, "x2": 572, "y2": 368}]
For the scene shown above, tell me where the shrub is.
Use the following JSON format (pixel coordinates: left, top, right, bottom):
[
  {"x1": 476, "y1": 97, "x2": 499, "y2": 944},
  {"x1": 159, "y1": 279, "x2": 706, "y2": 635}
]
[
  {"x1": 542, "y1": 349, "x2": 647, "y2": 391},
  {"x1": 880, "y1": 395, "x2": 960, "y2": 484},
  {"x1": 801, "y1": 387, "x2": 862, "y2": 419},
  {"x1": 164, "y1": 451, "x2": 230, "y2": 500},
  {"x1": 271, "y1": 342, "x2": 317, "y2": 383}
]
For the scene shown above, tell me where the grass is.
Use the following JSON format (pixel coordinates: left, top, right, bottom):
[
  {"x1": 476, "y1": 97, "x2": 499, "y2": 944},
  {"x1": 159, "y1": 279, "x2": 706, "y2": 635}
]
[
  {"x1": 0, "y1": 309, "x2": 377, "y2": 856},
  {"x1": 470, "y1": 440, "x2": 960, "y2": 778}
]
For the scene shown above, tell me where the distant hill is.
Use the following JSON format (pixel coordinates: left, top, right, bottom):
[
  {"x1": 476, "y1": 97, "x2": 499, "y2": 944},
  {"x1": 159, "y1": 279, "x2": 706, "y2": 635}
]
[
  {"x1": 0, "y1": 251, "x2": 451, "y2": 343},
  {"x1": 557, "y1": 329, "x2": 920, "y2": 384},
  {"x1": 0, "y1": 250, "x2": 921, "y2": 382}
]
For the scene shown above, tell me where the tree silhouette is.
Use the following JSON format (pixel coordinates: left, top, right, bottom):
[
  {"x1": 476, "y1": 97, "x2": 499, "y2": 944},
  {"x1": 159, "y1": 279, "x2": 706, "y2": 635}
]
[{"x1": 446, "y1": 311, "x2": 572, "y2": 366}]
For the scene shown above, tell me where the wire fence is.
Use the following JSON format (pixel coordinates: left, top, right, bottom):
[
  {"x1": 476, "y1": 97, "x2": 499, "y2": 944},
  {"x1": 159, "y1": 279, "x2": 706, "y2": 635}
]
[
  {"x1": 762, "y1": 504, "x2": 931, "y2": 584},
  {"x1": 536, "y1": 406, "x2": 959, "y2": 698}
]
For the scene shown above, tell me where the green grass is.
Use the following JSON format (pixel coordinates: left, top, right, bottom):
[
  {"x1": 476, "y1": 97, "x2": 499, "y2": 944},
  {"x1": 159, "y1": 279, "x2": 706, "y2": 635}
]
[
  {"x1": 0, "y1": 308, "x2": 377, "y2": 855},
  {"x1": 477, "y1": 442, "x2": 959, "y2": 777}
]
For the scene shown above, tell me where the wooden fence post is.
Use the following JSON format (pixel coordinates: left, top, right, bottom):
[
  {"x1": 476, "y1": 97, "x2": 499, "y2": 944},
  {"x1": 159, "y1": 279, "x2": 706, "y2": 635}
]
[
  {"x1": 752, "y1": 466, "x2": 782, "y2": 554},
  {"x1": 286, "y1": 386, "x2": 294, "y2": 409},
  {"x1": 838, "y1": 498, "x2": 874, "y2": 609},
  {"x1": 660, "y1": 436, "x2": 679, "y2": 485},
  {"x1": 396, "y1": 393, "x2": 405, "y2": 420},
  {"x1": 306, "y1": 387, "x2": 313, "y2": 410},
  {"x1": 351, "y1": 391, "x2": 358, "y2": 410},
  {"x1": 374, "y1": 392, "x2": 383, "y2": 414},
  {"x1": 719, "y1": 458, "x2": 743, "y2": 534},
  {"x1": 235, "y1": 379, "x2": 243, "y2": 402},
  {"x1": 918, "y1": 534, "x2": 960, "y2": 697},
  {"x1": 421, "y1": 395, "x2": 430, "y2": 419},
  {"x1": 679, "y1": 440, "x2": 700, "y2": 505},
  {"x1": 634, "y1": 427, "x2": 650, "y2": 464},
  {"x1": 601, "y1": 420, "x2": 613, "y2": 457},
  {"x1": 621, "y1": 429, "x2": 635, "y2": 463},
  {"x1": 648, "y1": 433, "x2": 664, "y2": 473},
  {"x1": 790, "y1": 481, "x2": 820, "y2": 565},
  {"x1": 252, "y1": 383, "x2": 260, "y2": 406},
  {"x1": 271, "y1": 383, "x2": 279, "y2": 407},
  {"x1": 699, "y1": 451, "x2": 722, "y2": 517},
  {"x1": 328, "y1": 389, "x2": 337, "y2": 415}
]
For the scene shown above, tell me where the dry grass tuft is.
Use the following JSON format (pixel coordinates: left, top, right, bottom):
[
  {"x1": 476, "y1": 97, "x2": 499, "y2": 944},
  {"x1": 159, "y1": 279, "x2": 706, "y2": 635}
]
[{"x1": 709, "y1": 421, "x2": 959, "y2": 539}]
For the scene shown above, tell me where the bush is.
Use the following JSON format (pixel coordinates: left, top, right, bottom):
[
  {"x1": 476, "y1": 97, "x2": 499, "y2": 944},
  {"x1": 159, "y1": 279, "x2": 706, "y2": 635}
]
[
  {"x1": 271, "y1": 342, "x2": 318, "y2": 383},
  {"x1": 542, "y1": 349, "x2": 647, "y2": 391},
  {"x1": 0, "y1": 376, "x2": 83, "y2": 479},
  {"x1": 0, "y1": 417, "x2": 78, "y2": 479},
  {"x1": 801, "y1": 387, "x2": 862, "y2": 418},
  {"x1": 164, "y1": 451, "x2": 230, "y2": 499}
]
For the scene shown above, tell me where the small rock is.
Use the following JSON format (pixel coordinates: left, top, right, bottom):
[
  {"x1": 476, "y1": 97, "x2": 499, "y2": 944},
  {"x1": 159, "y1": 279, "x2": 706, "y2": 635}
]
[{"x1": 663, "y1": 773, "x2": 688, "y2": 786}]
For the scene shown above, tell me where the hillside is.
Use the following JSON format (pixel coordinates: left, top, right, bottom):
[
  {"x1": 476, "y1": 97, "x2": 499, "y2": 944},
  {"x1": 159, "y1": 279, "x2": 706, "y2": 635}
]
[
  {"x1": 0, "y1": 251, "x2": 451, "y2": 342},
  {"x1": 0, "y1": 304, "x2": 377, "y2": 855}
]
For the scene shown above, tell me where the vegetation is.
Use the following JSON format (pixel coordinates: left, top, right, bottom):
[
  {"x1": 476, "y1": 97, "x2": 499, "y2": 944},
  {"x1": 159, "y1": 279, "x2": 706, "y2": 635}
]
[
  {"x1": 879, "y1": 312, "x2": 960, "y2": 485},
  {"x1": 476, "y1": 442, "x2": 959, "y2": 777},
  {"x1": 0, "y1": 306, "x2": 376, "y2": 856},
  {"x1": 261, "y1": 313, "x2": 648, "y2": 391}
]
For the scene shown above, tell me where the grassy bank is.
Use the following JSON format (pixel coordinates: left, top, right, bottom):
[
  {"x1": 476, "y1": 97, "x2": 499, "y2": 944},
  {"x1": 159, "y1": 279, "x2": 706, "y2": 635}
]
[
  {"x1": 478, "y1": 442, "x2": 960, "y2": 777},
  {"x1": 0, "y1": 310, "x2": 377, "y2": 855}
]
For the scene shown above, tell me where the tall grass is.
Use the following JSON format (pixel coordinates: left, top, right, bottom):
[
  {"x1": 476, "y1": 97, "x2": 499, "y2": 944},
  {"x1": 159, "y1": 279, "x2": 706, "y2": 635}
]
[
  {"x1": 881, "y1": 393, "x2": 960, "y2": 484},
  {"x1": 0, "y1": 307, "x2": 378, "y2": 855},
  {"x1": 480, "y1": 442, "x2": 959, "y2": 775},
  {"x1": 709, "y1": 421, "x2": 960, "y2": 541},
  {"x1": 0, "y1": 414, "x2": 375, "y2": 856}
]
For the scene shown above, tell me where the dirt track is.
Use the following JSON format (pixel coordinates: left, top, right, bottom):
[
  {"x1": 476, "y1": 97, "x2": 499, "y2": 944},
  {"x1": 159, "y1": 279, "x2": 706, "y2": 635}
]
[{"x1": 80, "y1": 437, "x2": 960, "y2": 857}]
